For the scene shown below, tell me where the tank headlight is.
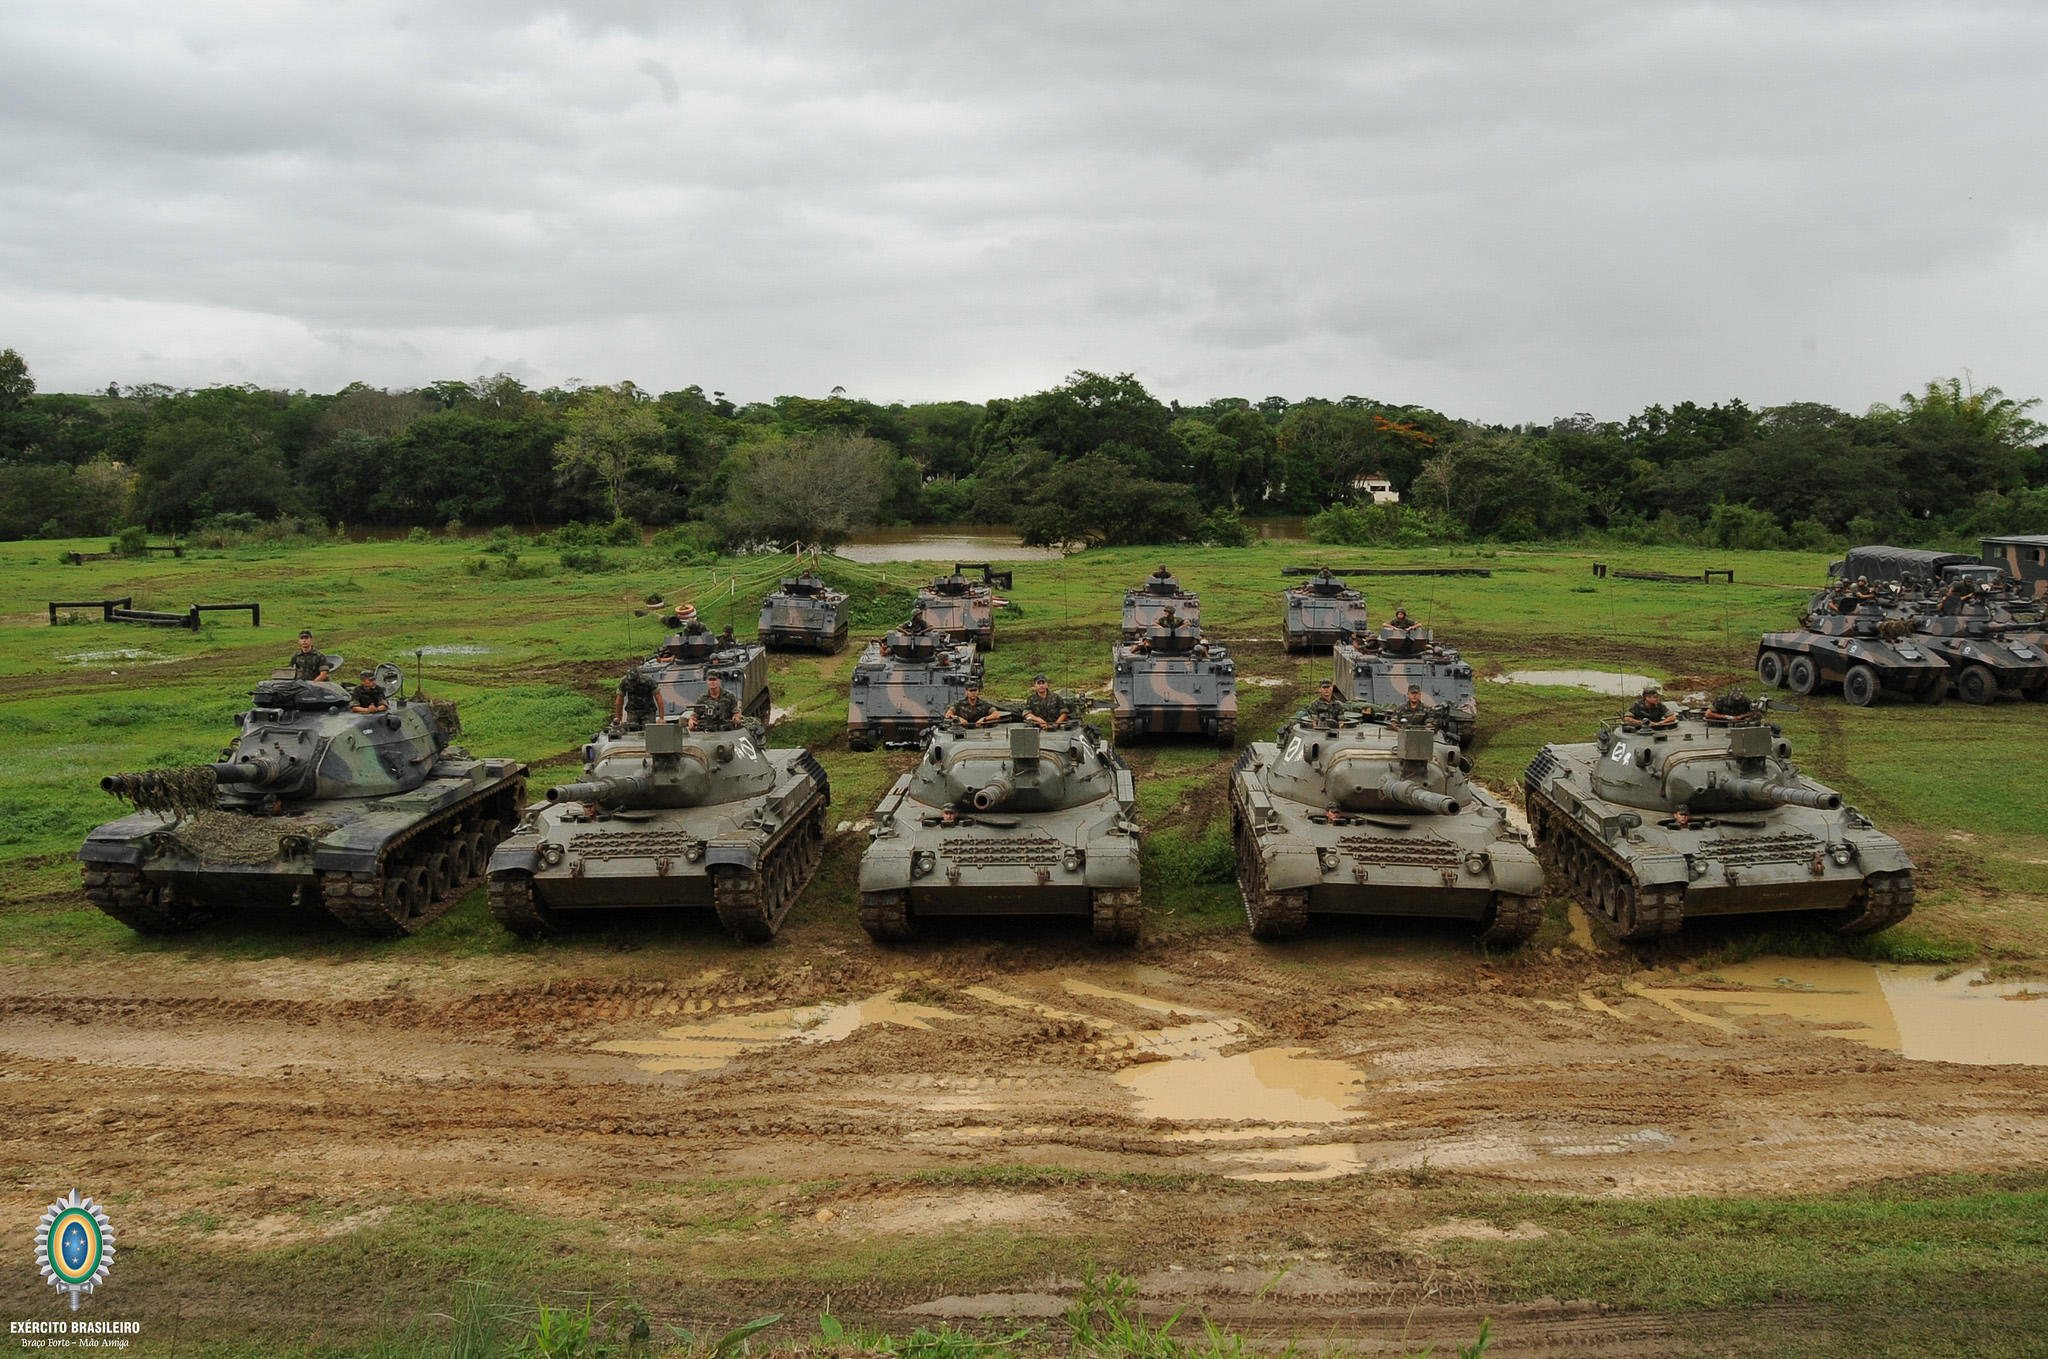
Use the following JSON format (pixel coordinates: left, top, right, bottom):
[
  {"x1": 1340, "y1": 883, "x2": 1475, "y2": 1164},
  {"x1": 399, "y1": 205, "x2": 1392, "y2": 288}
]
[
  {"x1": 685, "y1": 840, "x2": 706, "y2": 862},
  {"x1": 539, "y1": 843, "x2": 566, "y2": 868},
  {"x1": 1464, "y1": 851, "x2": 1489, "y2": 875},
  {"x1": 1832, "y1": 847, "x2": 1853, "y2": 866},
  {"x1": 1687, "y1": 855, "x2": 1706, "y2": 879},
  {"x1": 912, "y1": 850, "x2": 937, "y2": 877},
  {"x1": 1318, "y1": 849, "x2": 1341, "y2": 872},
  {"x1": 1062, "y1": 849, "x2": 1082, "y2": 872}
]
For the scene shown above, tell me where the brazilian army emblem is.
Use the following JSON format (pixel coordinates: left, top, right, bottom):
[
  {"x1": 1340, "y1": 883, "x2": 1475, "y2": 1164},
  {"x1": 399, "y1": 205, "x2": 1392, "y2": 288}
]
[{"x1": 37, "y1": 1190, "x2": 116, "y2": 1309}]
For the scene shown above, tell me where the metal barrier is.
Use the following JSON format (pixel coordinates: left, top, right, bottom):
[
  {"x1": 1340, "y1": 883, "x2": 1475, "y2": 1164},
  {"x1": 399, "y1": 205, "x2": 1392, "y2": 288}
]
[
  {"x1": 1593, "y1": 564, "x2": 1735, "y2": 584},
  {"x1": 46, "y1": 599, "x2": 260, "y2": 629}
]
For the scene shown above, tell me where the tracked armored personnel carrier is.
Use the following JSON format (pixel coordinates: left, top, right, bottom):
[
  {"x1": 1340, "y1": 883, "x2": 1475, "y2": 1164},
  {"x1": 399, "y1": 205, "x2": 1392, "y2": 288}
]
[
  {"x1": 1282, "y1": 569, "x2": 1370, "y2": 653},
  {"x1": 1334, "y1": 620, "x2": 1478, "y2": 746},
  {"x1": 1523, "y1": 700, "x2": 1914, "y2": 942},
  {"x1": 1122, "y1": 566, "x2": 1200, "y2": 638},
  {"x1": 645, "y1": 623, "x2": 771, "y2": 724},
  {"x1": 81, "y1": 666, "x2": 527, "y2": 936},
  {"x1": 1230, "y1": 713, "x2": 1541, "y2": 944},
  {"x1": 858, "y1": 719, "x2": 1142, "y2": 943},
  {"x1": 916, "y1": 572, "x2": 998, "y2": 650},
  {"x1": 1111, "y1": 611, "x2": 1237, "y2": 747},
  {"x1": 758, "y1": 573, "x2": 849, "y2": 653},
  {"x1": 1756, "y1": 600, "x2": 1949, "y2": 706},
  {"x1": 486, "y1": 710, "x2": 829, "y2": 941},
  {"x1": 846, "y1": 625, "x2": 985, "y2": 751}
]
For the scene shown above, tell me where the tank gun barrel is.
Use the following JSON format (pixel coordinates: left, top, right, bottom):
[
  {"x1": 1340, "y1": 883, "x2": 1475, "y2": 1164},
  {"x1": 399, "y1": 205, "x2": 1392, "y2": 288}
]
[
  {"x1": 1722, "y1": 775, "x2": 1840, "y2": 810},
  {"x1": 969, "y1": 779, "x2": 1011, "y2": 812},
  {"x1": 548, "y1": 775, "x2": 651, "y2": 806},
  {"x1": 1379, "y1": 776, "x2": 1461, "y2": 815},
  {"x1": 209, "y1": 758, "x2": 283, "y2": 786}
]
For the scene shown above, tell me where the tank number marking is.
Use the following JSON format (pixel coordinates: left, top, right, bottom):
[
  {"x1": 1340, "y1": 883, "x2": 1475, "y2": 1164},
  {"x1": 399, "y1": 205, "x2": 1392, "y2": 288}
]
[{"x1": 1610, "y1": 740, "x2": 1631, "y2": 764}]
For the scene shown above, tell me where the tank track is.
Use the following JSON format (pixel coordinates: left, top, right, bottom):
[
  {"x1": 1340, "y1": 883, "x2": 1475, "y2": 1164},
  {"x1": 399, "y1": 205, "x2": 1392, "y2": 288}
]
[
  {"x1": 1091, "y1": 888, "x2": 1142, "y2": 944},
  {"x1": 1826, "y1": 869, "x2": 1915, "y2": 935},
  {"x1": 1526, "y1": 789, "x2": 1684, "y2": 943},
  {"x1": 81, "y1": 865, "x2": 225, "y2": 934},
  {"x1": 1112, "y1": 716, "x2": 1138, "y2": 746},
  {"x1": 859, "y1": 889, "x2": 913, "y2": 942},
  {"x1": 1476, "y1": 893, "x2": 1544, "y2": 947},
  {"x1": 1231, "y1": 794, "x2": 1308, "y2": 940},
  {"x1": 1214, "y1": 717, "x2": 1237, "y2": 749},
  {"x1": 711, "y1": 802, "x2": 828, "y2": 942},
  {"x1": 487, "y1": 870, "x2": 558, "y2": 937},
  {"x1": 317, "y1": 777, "x2": 525, "y2": 937}
]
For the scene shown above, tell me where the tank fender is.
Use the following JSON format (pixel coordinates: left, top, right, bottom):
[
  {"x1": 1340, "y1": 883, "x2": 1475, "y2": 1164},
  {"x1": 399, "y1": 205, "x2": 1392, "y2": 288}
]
[
  {"x1": 488, "y1": 843, "x2": 541, "y2": 874},
  {"x1": 1082, "y1": 835, "x2": 1140, "y2": 889},
  {"x1": 705, "y1": 837, "x2": 760, "y2": 871},
  {"x1": 1843, "y1": 836, "x2": 1913, "y2": 874},
  {"x1": 77, "y1": 838, "x2": 146, "y2": 867},
  {"x1": 1630, "y1": 853, "x2": 1690, "y2": 888},
  {"x1": 859, "y1": 844, "x2": 913, "y2": 893},
  {"x1": 1264, "y1": 842, "x2": 1324, "y2": 892},
  {"x1": 1489, "y1": 855, "x2": 1546, "y2": 897}
]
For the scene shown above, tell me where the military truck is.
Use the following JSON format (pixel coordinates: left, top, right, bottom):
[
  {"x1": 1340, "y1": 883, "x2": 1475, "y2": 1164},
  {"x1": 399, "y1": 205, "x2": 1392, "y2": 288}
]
[
  {"x1": 1111, "y1": 611, "x2": 1237, "y2": 747},
  {"x1": 1984, "y1": 534, "x2": 2048, "y2": 602},
  {"x1": 645, "y1": 623, "x2": 771, "y2": 724},
  {"x1": 486, "y1": 711, "x2": 829, "y2": 941},
  {"x1": 1230, "y1": 713, "x2": 1542, "y2": 944},
  {"x1": 858, "y1": 719, "x2": 1142, "y2": 943},
  {"x1": 916, "y1": 572, "x2": 998, "y2": 650},
  {"x1": 1523, "y1": 700, "x2": 1914, "y2": 941},
  {"x1": 1755, "y1": 598, "x2": 1950, "y2": 706},
  {"x1": 1334, "y1": 621, "x2": 1478, "y2": 746},
  {"x1": 81, "y1": 666, "x2": 527, "y2": 936},
  {"x1": 1281, "y1": 568, "x2": 1371, "y2": 653},
  {"x1": 758, "y1": 573, "x2": 849, "y2": 652},
  {"x1": 846, "y1": 624, "x2": 986, "y2": 751},
  {"x1": 1122, "y1": 566, "x2": 1200, "y2": 638}
]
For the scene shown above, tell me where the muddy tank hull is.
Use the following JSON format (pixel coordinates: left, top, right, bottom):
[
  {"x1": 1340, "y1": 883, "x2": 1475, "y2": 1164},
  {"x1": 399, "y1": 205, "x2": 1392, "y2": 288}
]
[
  {"x1": 1110, "y1": 642, "x2": 1237, "y2": 747},
  {"x1": 1522, "y1": 743, "x2": 1914, "y2": 942},
  {"x1": 1334, "y1": 643, "x2": 1478, "y2": 746},
  {"x1": 79, "y1": 757, "x2": 529, "y2": 935},
  {"x1": 1229, "y1": 744, "x2": 1543, "y2": 944},
  {"x1": 1755, "y1": 630, "x2": 1948, "y2": 706},
  {"x1": 846, "y1": 640, "x2": 985, "y2": 750},
  {"x1": 486, "y1": 749, "x2": 829, "y2": 941}
]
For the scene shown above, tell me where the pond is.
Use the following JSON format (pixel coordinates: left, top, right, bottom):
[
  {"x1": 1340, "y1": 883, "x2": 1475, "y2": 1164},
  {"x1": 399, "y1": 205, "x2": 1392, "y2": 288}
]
[{"x1": 834, "y1": 527, "x2": 1064, "y2": 563}]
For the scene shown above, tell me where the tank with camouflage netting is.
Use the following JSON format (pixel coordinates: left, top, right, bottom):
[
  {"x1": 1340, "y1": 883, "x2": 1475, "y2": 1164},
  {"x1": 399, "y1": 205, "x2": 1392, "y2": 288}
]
[
  {"x1": 1231, "y1": 710, "x2": 1542, "y2": 944},
  {"x1": 80, "y1": 664, "x2": 527, "y2": 936},
  {"x1": 1523, "y1": 693, "x2": 1914, "y2": 942},
  {"x1": 642, "y1": 621, "x2": 772, "y2": 724},
  {"x1": 858, "y1": 717, "x2": 1142, "y2": 944},
  {"x1": 485, "y1": 692, "x2": 830, "y2": 942},
  {"x1": 846, "y1": 623, "x2": 985, "y2": 751},
  {"x1": 916, "y1": 571, "x2": 998, "y2": 650},
  {"x1": 1110, "y1": 573, "x2": 1236, "y2": 747},
  {"x1": 1281, "y1": 567, "x2": 1371, "y2": 653},
  {"x1": 758, "y1": 571, "x2": 849, "y2": 653},
  {"x1": 1334, "y1": 616, "x2": 1478, "y2": 746}
]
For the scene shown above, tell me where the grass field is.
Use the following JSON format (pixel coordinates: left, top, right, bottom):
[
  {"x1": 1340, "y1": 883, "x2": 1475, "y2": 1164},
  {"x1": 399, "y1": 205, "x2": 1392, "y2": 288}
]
[{"x1": 3, "y1": 531, "x2": 2046, "y2": 1358}]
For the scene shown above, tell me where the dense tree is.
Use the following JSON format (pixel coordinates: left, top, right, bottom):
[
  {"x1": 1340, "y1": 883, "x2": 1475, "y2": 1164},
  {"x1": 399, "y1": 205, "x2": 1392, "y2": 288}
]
[
  {"x1": 713, "y1": 432, "x2": 894, "y2": 548},
  {"x1": 552, "y1": 384, "x2": 672, "y2": 523}
]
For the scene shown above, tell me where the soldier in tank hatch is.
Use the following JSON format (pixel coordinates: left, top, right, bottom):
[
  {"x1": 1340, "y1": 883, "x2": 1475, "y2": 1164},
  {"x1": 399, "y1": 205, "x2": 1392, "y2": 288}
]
[
  {"x1": 1302, "y1": 678, "x2": 1348, "y2": 725},
  {"x1": 946, "y1": 680, "x2": 999, "y2": 727},
  {"x1": 289, "y1": 629, "x2": 330, "y2": 682},
  {"x1": 1393, "y1": 684, "x2": 1437, "y2": 728},
  {"x1": 349, "y1": 669, "x2": 387, "y2": 714},
  {"x1": 1626, "y1": 684, "x2": 1676, "y2": 727},
  {"x1": 689, "y1": 672, "x2": 740, "y2": 731},
  {"x1": 1023, "y1": 675, "x2": 1071, "y2": 729}
]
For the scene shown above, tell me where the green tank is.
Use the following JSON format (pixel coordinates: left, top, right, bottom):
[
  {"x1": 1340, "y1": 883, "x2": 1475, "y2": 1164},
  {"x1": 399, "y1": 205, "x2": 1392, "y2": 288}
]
[
  {"x1": 858, "y1": 719, "x2": 1142, "y2": 944},
  {"x1": 1230, "y1": 712, "x2": 1543, "y2": 944},
  {"x1": 80, "y1": 668, "x2": 528, "y2": 936},
  {"x1": 1523, "y1": 699, "x2": 1914, "y2": 941},
  {"x1": 485, "y1": 706, "x2": 830, "y2": 942}
]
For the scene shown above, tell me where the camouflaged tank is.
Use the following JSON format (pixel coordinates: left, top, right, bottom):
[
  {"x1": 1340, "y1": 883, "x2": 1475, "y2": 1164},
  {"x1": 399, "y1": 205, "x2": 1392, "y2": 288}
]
[
  {"x1": 80, "y1": 666, "x2": 527, "y2": 936},
  {"x1": 1282, "y1": 569, "x2": 1370, "y2": 653},
  {"x1": 1122, "y1": 566, "x2": 1200, "y2": 638},
  {"x1": 858, "y1": 718, "x2": 1142, "y2": 943},
  {"x1": 758, "y1": 573, "x2": 849, "y2": 653},
  {"x1": 916, "y1": 572, "x2": 998, "y2": 650},
  {"x1": 1230, "y1": 712, "x2": 1542, "y2": 944},
  {"x1": 1111, "y1": 609, "x2": 1236, "y2": 748},
  {"x1": 485, "y1": 712, "x2": 829, "y2": 942},
  {"x1": 1334, "y1": 620, "x2": 1478, "y2": 746},
  {"x1": 644, "y1": 623, "x2": 772, "y2": 724},
  {"x1": 846, "y1": 624, "x2": 985, "y2": 750},
  {"x1": 1523, "y1": 701, "x2": 1914, "y2": 942},
  {"x1": 1756, "y1": 597, "x2": 1949, "y2": 707}
]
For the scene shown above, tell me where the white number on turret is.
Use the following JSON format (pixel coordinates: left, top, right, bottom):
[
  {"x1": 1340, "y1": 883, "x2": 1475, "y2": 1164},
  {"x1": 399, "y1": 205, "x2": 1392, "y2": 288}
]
[{"x1": 1609, "y1": 740, "x2": 1631, "y2": 764}]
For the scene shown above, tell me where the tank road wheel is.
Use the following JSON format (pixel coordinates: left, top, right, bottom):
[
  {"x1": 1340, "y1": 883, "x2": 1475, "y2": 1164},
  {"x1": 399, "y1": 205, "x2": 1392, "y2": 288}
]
[
  {"x1": 476, "y1": 819, "x2": 506, "y2": 852},
  {"x1": 1825, "y1": 870, "x2": 1915, "y2": 935},
  {"x1": 487, "y1": 870, "x2": 558, "y2": 937},
  {"x1": 419, "y1": 851, "x2": 453, "y2": 904},
  {"x1": 1956, "y1": 663, "x2": 1998, "y2": 706},
  {"x1": 1112, "y1": 716, "x2": 1138, "y2": 747},
  {"x1": 1092, "y1": 888, "x2": 1142, "y2": 945},
  {"x1": 712, "y1": 859, "x2": 788, "y2": 943},
  {"x1": 848, "y1": 729, "x2": 876, "y2": 753},
  {"x1": 1214, "y1": 717, "x2": 1237, "y2": 750},
  {"x1": 860, "y1": 890, "x2": 914, "y2": 942},
  {"x1": 1476, "y1": 893, "x2": 1543, "y2": 948},
  {"x1": 81, "y1": 866, "x2": 221, "y2": 934},
  {"x1": 1786, "y1": 654, "x2": 1818, "y2": 696},
  {"x1": 1842, "y1": 663, "x2": 1880, "y2": 707},
  {"x1": 1757, "y1": 652, "x2": 1786, "y2": 688}
]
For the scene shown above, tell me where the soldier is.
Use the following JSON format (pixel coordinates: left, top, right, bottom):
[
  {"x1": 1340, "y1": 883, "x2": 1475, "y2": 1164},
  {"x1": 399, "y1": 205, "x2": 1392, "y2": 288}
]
[
  {"x1": 1392, "y1": 684, "x2": 1437, "y2": 728},
  {"x1": 689, "y1": 672, "x2": 740, "y2": 731},
  {"x1": 348, "y1": 668, "x2": 387, "y2": 714},
  {"x1": 1672, "y1": 805, "x2": 1693, "y2": 830},
  {"x1": 1301, "y1": 678, "x2": 1348, "y2": 725},
  {"x1": 719, "y1": 622, "x2": 736, "y2": 645},
  {"x1": 616, "y1": 667, "x2": 659, "y2": 729},
  {"x1": 902, "y1": 607, "x2": 932, "y2": 635},
  {"x1": 1149, "y1": 564, "x2": 1175, "y2": 587},
  {"x1": 946, "y1": 680, "x2": 1000, "y2": 727},
  {"x1": 288, "y1": 629, "x2": 330, "y2": 682},
  {"x1": 1704, "y1": 689, "x2": 1755, "y2": 721},
  {"x1": 1390, "y1": 605, "x2": 1416, "y2": 630},
  {"x1": 1315, "y1": 566, "x2": 1334, "y2": 584},
  {"x1": 1023, "y1": 674, "x2": 1071, "y2": 729},
  {"x1": 1157, "y1": 606, "x2": 1187, "y2": 631},
  {"x1": 1626, "y1": 684, "x2": 1676, "y2": 727}
]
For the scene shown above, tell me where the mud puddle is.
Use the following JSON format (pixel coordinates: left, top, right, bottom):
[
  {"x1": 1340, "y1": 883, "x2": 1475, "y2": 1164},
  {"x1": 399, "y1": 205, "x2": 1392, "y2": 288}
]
[
  {"x1": 596, "y1": 991, "x2": 958, "y2": 1073},
  {"x1": 1636, "y1": 959, "x2": 2048, "y2": 1065},
  {"x1": 1494, "y1": 669, "x2": 1657, "y2": 695},
  {"x1": 417, "y1": 644, "x2": 491, "y2": 655}
]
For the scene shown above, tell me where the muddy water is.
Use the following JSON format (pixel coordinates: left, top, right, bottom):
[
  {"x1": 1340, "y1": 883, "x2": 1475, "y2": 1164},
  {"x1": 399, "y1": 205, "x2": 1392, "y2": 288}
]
[
  {"x1": 596, "y1": 991, "x2": 958, "y2": 1073},
  {"x1": 1637, "y1": 960, "x2": 2048, "y2": 1065},
  {"x1": 1495, "y1": 669, "x2": 1658, "y2": 696},
  {"x1": 1119, "y1": 1048, "x2": 1366, "y2": 1123}
]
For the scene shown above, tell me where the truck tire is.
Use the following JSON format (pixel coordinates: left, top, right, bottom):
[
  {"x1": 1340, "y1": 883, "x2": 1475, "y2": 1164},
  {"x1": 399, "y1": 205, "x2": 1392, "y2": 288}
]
[
  {"x1": 1787, "y1": 654, "x2": 1818, "y2": 696},
  {"x1": 1756, "y1": 652, "x2": 1785, "y2": 688},
  {"x1": 1956, "y1": 663, "x2": 1998, "y2": 706},
  {"x1": 1842, "y1": 664, "x2": 1880, "y2": 707}
]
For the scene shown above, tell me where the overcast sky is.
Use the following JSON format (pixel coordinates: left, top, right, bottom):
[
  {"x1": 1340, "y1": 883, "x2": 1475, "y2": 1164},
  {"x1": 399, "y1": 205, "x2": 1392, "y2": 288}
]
[{"x1": 2, "y1": 1, "x2": 2043, "y2": 422}]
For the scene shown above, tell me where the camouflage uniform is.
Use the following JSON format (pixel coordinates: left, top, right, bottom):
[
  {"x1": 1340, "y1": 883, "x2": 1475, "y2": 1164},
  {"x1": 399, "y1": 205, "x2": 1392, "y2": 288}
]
[
  {"x1": 289, "y1": 649, "x2": 327, "y2": 682},
  {"x1": 349, "y1": 680, "x2": 386, "y2": 710},
  {"x1": 1024, "y1": 690, "x2": 1070, "y2": 725},
  {"x1": 1301, "y1": 695, "x2": 1348, "y2": 724},
  {"x1": 948, "y1": 694, "x2": 997, "y2": 724},
  {"x1": 618, "y1": 669, "x2": 659, "y2": 727},
  {"x1": 1393, "y1": 701, "x2": 1436, "y2": 728},
  {"x1": 1626, "y1": 696, "x2": 1672, "y2": 724},
  {"x1": 693, "y1": 690, "x2": 740, "y2": 731}
]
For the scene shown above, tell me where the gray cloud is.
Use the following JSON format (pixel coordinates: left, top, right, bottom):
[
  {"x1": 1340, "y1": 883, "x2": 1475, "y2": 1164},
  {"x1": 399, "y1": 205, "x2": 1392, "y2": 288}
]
[{"x1": 0, "y1": 0, "x2": 2043, "y2": 419}]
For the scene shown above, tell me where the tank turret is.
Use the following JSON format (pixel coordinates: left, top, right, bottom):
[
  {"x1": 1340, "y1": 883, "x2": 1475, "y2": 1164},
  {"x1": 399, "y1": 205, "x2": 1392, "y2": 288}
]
[{"x1": 1585, "y1": 718, "x2": 1843, "y2": 815}]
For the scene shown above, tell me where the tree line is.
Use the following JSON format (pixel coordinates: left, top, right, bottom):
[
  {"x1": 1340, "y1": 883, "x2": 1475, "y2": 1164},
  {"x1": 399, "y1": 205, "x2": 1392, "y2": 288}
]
[{"x1": 1, "y1": 346, "x2": 2041, "y2": 552}]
